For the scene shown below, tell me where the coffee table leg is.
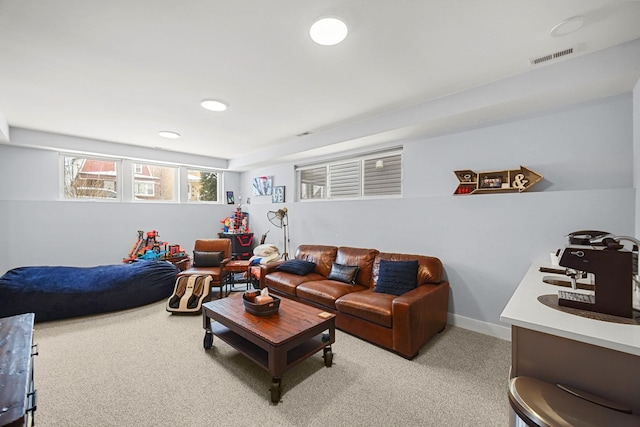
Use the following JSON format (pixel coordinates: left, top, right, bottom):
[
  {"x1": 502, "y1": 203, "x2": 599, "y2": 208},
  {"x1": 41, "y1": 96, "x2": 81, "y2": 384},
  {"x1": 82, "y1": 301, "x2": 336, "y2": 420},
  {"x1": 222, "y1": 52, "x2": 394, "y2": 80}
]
[
  {"x1": 203, "y1": 331, "x2": 213, "y2": 349},
  {"x1": 203, "y1": 314, "x2": 214, "y2": 350},
  {"x1": 270, "y1": 378, "x2": 281, "y2": 403},
  {"x1": 323, "y1": 346, "x2": 333, "y2": 367}
]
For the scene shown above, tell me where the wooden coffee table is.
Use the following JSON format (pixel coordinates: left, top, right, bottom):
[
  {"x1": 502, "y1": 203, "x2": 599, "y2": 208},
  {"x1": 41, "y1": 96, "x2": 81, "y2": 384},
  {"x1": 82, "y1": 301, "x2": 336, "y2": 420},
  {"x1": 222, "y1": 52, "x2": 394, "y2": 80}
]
[{"x1": 202, "y1": 293, "x2": 336, "y2": 403}]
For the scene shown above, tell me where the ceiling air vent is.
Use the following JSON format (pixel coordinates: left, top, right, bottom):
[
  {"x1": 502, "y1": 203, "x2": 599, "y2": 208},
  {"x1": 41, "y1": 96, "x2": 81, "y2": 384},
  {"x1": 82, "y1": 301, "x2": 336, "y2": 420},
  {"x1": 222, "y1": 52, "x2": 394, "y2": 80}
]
[{"x1": 529, "y1": 48, "x2": 574, "y2": 66}]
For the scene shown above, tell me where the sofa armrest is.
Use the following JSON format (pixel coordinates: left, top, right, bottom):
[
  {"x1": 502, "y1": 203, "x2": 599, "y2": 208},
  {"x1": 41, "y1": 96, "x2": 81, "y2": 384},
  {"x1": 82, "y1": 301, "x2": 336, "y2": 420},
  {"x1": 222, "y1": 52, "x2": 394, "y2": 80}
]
[
  {"x1": 391, "y1": 281, "x2": 450, "y2": 358},
  {"x1": 257, "y1": 261, "x2": 285, "y2": 289},
  {"x1": 172, "y1": 257, "x2": 191, "y2": 271}
]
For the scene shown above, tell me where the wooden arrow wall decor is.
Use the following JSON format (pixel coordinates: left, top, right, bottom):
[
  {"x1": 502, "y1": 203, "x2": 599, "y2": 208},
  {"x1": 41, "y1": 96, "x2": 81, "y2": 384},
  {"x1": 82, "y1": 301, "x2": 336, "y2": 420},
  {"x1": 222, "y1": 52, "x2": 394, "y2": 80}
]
[{"x1": 453, "y1": 166, "x2": 543, "y2": 195}]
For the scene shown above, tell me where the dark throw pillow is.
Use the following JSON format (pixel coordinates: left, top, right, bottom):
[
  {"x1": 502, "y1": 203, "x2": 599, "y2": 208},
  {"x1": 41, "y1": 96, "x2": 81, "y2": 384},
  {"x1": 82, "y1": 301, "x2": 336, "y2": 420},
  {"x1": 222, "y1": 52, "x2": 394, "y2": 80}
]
[
  {"x1": 276, "y1": 259, "x2": 316, "y2": 276},
  {"x1": 193, "y1": 251, "x2": 224, "y2": 267},
  {"x1": 374, "y1": 259, "x2": 419, "y2": 296},
  {"x1": 328, "y1": 262, "x2": 360, "y2": 284}
]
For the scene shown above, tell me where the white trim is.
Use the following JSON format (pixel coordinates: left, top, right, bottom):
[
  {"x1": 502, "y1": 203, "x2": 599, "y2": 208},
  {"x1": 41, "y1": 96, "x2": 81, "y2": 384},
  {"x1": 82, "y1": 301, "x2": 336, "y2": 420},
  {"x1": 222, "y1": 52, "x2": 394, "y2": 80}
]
[
  {"x1": 448, "y1": 312, "x2": 512, "y2": 341},
  {"x1": 295, "y1": 146, "x2": 402, "y2": 170},
  {"x1": 0, "y1": 112, "x2": 9, "y2": 143}
]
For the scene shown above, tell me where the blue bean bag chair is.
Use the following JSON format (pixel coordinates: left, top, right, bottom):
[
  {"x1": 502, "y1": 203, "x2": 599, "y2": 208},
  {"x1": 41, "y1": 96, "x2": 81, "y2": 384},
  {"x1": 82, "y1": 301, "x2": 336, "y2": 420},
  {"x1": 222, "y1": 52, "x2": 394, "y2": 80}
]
[{"x1": 0, "y1": 260, "x2": 178, "y2": 322}]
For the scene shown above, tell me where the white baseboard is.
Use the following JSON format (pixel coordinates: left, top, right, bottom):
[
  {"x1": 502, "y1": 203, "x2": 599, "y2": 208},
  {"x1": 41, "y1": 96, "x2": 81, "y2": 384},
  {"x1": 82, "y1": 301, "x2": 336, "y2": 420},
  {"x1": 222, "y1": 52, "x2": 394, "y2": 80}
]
[{"x1": 448, "y1": 312, "x2": 512, "y2": 341}]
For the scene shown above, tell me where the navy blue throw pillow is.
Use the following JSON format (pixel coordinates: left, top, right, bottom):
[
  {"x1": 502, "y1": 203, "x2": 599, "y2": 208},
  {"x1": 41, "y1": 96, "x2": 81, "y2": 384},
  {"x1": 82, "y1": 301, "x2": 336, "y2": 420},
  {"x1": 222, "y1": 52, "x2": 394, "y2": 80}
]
[
  {"x1": 276, "y1": 259, "x2": 316, "y2": 276},
  {"x1": 374, "y1": 259, "x2": 419, "y2": 296}
]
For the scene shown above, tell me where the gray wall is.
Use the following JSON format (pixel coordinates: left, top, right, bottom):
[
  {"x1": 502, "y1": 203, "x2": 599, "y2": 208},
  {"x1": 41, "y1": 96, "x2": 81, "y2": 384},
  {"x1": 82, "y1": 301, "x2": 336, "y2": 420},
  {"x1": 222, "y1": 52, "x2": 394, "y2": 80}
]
[
  {"x1": 0, "y1": 132, "x2": 241, "y2": 272},
  {"x1": 240, "y1": 94, "x2": 635, "y2": 337},
  {"x1": 0, "y1": 94, "x2": 635, "y2": 338}
]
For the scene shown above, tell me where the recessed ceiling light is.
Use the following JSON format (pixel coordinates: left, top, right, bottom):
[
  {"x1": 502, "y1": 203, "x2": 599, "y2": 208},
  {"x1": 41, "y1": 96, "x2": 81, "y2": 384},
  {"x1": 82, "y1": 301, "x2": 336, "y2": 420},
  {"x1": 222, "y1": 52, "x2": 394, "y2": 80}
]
[
  {"x1": 550, "y1": 16, "x2": 584, "y2": 37},
  {"x1": 310, "y1": 17, "x2": 348, "y2": 46},
  {"x1": 158, "y1": 131, "x2": 180, "y2": 139},
  {"x1": 201, "y1": 99, "x2": 228, "y2": 112}
]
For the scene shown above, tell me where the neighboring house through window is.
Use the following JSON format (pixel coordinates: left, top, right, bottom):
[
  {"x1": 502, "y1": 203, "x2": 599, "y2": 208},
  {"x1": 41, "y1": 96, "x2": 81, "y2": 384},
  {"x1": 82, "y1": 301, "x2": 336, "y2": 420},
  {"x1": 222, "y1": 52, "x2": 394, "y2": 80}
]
[{"x1": 63, "y1": 156, "x2": 119, "y2": 199}]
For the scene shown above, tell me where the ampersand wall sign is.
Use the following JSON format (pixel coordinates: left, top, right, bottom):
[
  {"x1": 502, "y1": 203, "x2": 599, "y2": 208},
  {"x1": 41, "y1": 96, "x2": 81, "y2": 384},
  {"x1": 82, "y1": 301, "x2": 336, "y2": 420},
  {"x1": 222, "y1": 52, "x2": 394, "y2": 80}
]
[{"x1": 453, "y1": 166, "x2": 543, "y2": 195}]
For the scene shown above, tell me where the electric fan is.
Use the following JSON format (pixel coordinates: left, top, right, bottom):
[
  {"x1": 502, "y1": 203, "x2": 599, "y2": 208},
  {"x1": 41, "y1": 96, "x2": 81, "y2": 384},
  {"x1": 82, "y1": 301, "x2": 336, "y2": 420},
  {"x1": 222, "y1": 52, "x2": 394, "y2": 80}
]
[{"x1": 266, "y1": 207, "x2": 290, "y2": 260}]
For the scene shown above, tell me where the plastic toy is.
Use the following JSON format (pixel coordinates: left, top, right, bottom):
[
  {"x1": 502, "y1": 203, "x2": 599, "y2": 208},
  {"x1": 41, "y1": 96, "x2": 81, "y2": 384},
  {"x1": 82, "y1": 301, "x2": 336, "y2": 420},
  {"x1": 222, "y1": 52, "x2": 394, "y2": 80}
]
[{"x1": 123, "y1": 230, "x2": 186, "y2": 263}]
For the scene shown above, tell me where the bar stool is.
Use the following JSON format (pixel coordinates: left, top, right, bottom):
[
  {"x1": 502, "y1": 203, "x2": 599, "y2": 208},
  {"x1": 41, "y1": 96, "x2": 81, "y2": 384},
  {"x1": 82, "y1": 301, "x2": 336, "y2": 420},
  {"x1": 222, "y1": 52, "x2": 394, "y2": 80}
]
[{"x1": 508, "y1": 376, "x2": 640, "y2": 427}]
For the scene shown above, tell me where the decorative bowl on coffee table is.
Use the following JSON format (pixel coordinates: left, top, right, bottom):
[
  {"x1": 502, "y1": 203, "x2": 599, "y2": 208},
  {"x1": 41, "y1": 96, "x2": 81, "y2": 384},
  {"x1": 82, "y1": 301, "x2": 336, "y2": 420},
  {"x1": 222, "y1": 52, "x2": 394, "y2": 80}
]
[{"x1": 242, "y1": 293, "x2": 280, "y2": 316}]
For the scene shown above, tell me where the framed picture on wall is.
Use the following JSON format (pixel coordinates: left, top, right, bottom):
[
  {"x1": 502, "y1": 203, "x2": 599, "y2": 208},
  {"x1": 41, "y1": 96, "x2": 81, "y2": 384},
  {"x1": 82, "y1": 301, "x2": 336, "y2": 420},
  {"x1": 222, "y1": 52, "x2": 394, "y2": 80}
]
[
  {"x1": 272, "y1": 186, "x2": 285, "y2": 203},
  {"x1": 226, "y1": 191, "x2": 234, "y2": 204},
  {"x1": 252, "y1": 176, "x2": 273, "y2": 196}
]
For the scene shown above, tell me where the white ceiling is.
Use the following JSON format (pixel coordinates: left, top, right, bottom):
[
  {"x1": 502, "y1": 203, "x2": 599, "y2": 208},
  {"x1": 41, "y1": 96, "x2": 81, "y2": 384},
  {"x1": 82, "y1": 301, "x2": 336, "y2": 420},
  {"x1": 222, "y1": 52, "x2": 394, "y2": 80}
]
[{"x1": 1, "y1": 0, "x2": 640, "y2": 170}]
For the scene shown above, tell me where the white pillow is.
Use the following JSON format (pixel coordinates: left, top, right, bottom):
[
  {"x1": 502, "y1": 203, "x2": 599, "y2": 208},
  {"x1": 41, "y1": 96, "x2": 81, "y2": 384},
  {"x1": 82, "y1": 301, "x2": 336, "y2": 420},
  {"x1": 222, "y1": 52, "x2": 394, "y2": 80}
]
[{"x1": 250, "y1": 244, "x2": 281, "y2": 264}]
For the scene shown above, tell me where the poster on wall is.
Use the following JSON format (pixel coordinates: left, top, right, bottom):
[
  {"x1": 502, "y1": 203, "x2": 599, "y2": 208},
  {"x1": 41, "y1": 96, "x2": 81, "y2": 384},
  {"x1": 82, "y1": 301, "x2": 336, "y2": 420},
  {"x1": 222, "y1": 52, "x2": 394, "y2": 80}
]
[
  {"x1": 272, "y1": 186, "x2": 285, "y2": 203},
  {"x1": 252, "y1": 176, "x2": 273, "y2": 195}
]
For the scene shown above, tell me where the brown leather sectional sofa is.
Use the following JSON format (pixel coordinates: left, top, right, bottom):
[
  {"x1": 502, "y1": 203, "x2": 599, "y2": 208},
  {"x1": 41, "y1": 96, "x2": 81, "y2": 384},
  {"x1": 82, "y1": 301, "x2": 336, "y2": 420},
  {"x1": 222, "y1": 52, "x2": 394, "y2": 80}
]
[{"x1": 259, "y1": 245, "x2": 449, "y2": 359}]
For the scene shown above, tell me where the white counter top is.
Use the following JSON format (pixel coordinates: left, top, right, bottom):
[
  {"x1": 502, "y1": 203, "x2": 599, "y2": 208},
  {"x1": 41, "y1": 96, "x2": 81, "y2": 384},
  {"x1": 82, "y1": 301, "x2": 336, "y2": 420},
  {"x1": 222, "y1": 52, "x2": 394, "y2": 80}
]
[{"x1": 500, "y1": 262, "x2": 640, "y2": 356}]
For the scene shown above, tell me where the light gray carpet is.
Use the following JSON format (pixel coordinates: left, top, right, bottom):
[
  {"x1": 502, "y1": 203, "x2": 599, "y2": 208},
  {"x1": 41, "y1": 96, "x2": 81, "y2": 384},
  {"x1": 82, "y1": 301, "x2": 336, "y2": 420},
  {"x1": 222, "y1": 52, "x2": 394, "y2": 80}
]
[{"x1": 33, "y1": 300, "x2": 511, "y2": 426}]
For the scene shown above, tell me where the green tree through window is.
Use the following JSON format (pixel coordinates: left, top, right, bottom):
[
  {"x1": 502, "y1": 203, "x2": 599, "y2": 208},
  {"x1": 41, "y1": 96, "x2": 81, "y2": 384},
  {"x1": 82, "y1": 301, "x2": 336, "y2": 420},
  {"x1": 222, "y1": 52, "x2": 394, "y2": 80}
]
[{"x1": 199, "y1": 172, "x2": 218, "y2": 201}]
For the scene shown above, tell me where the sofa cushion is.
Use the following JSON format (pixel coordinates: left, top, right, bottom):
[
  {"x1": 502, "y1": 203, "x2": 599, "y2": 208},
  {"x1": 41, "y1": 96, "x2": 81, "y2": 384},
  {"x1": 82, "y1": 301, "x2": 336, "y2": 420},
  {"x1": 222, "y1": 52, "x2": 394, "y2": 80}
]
[
  {"x1": 327, "y1": 263, "x2": 359, "y2": 284},
  {"x1": 193, "y1": 251, "x2": 223, "y2": 267},
  {"x1": 295, "y1": 245, "x2": 338, "y2": 277},
  {"x1": 266, "y1": 271, "x2": 325, "y2": 297},
  {"x1": 335, "y1": 247, "x2": 379, "y2": 287},
  {"x1": 373, "y1": 253, "x2": 443, "y2": 285},
  {"x1": 374, "y1": 259, "x2": 418, "y2": 296},
  {"x1": 296, "y1": 280, "x2": 367, "y2": 310},
  {"x1": 335, "y1": 289, "x2": 394, "y2": 328},
  {"x1": 179, "y1": 266, "x2": 223, "y2": 282},
  {"x1": 276, "y1": 259, "x2": 316, "y2": 275}
]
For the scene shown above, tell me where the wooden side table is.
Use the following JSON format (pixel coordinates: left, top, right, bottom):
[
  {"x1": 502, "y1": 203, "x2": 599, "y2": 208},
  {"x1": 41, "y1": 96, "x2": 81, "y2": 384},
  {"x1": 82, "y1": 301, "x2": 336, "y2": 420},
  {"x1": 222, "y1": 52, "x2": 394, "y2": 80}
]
[{"x1": 224, "y1": 260, "x2": 254, "y2": 291}]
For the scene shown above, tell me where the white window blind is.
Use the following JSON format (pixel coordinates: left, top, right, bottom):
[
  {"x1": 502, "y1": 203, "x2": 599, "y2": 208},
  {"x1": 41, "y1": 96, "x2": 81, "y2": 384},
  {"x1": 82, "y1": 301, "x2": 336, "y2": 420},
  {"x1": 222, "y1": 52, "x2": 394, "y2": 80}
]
[
  {"x1": 363, "y1": 154, "x2": 402, "y2": 196},
  {"x1": 329, "y1": 161, "x2": 360, "y2": 198},
  {"x1": 297, "y1": 148, "x2": 402, "y2": 201},
  {"x1": 300, "y1": 166, "x2": 327, "y2": 199}
]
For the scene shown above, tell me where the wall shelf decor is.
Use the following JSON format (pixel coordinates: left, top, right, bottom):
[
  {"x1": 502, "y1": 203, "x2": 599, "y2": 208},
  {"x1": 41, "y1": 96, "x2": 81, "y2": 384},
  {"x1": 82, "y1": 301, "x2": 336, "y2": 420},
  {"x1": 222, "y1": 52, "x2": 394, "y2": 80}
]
[{"x1": 453, "y1": 166, "x2": 543, "y2": 195}]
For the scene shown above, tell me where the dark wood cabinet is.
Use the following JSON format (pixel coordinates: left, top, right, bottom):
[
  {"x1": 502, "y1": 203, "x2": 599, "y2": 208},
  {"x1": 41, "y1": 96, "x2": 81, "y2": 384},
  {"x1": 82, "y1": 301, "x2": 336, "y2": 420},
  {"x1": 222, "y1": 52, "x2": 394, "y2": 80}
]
[{"x1": 0, "y1": 313, "x2": 36, "y2": 427}]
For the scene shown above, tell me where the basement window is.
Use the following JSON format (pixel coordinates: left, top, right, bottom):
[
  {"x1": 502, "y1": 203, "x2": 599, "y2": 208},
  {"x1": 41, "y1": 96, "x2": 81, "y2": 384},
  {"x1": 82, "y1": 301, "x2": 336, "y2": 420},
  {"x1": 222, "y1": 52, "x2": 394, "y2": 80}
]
[
  {"x1": 61, "y1": 154, "x2": 223, "y2": 203},
  {"x1": 132, "y1": 162, "x2": 177, "y2": 202},
  {"x1": 187, "y1": 168, "x2": 220, "y2": 202},
  {"x1": 62, "y1": 155, "x2": 120, "y2": 200},
  {"x1": 296, "y1": 148, "x2": 402, "y2": 201}
]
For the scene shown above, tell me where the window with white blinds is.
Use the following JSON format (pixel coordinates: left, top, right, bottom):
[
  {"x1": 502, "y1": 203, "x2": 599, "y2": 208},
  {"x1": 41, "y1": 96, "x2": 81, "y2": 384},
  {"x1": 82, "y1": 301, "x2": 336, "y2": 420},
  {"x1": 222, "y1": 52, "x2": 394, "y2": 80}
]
[
  {"x1": 329, "y1": 161, "x2": 360, "y2": 198},
  {"x1": 296, "y1": 149, "x2": 402, "y2": 200},
  {"x1": 363, "y1": 154, "x2": 402, "y2": 196},
  {"x1": 299, "y1": 166, "x2": 327, "y2": 199}
]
